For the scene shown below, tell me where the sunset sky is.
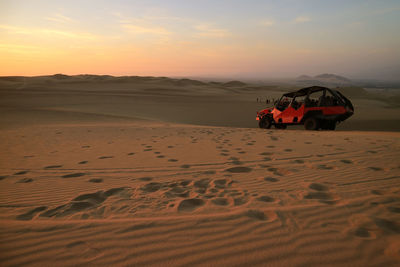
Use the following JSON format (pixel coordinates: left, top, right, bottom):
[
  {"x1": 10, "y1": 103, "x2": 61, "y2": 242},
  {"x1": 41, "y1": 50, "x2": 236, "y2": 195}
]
[{"x1": 1, "y1": 0, "x2": 399, "y2": 79}]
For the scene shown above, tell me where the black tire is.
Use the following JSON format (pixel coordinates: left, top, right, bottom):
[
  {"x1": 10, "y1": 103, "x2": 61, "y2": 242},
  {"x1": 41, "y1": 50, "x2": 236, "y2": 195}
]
[
  {"x1": 304, "y1": 117, "x2": 319, "y2": 130},
  {"x1": 327, "y1": 121, "x2": 336, "y2": 130},
  {"x1": 259, "y1": 117, "x2": 272, "y2": 129},
  {"x1": 275, "y1": 124, "x2": 287, "y2": 129},
  {"x1": 321, "y1": 120, "x2": 336, "y2": 130}
]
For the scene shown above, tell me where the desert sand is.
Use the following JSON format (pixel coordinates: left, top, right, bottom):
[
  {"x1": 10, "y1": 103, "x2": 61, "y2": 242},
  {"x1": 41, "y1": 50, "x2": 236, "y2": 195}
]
[{"x1": 0, "y1": 75, "x2": 399, "y2": 266}]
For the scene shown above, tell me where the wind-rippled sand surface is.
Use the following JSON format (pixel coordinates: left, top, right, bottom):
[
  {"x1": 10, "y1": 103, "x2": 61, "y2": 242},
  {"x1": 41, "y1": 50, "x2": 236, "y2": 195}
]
[
  {"x1": 1, "y1": 76, "x2": 400, "y2": 266},
  {"x1": 1, "y1": 121, "x2": 399, "y2": 266}
]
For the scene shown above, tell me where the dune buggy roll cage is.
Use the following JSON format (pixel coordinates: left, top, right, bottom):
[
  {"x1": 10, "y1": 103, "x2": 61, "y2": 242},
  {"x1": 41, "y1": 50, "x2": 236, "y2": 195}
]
[{"x1": 275, "y1": 86, "x2": 354, "y2": 111}]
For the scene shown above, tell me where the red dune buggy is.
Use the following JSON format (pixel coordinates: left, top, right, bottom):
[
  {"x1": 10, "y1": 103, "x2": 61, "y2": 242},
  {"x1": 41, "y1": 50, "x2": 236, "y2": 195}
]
[{"x1": 256, "y1": 86, "x2": 354, "y2": 130}]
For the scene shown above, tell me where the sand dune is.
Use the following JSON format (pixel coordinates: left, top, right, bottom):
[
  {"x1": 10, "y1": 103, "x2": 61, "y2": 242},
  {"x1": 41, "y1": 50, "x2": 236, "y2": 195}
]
[
  {"x1": 0, "y1": 75, "x2": 399, "y2": 266},
  {"x1": 1, "y1": 75, "x2": 400, "y2": 131},
  {"x1": 0, "y1": 121, "x2": 399, "y2": 266}
]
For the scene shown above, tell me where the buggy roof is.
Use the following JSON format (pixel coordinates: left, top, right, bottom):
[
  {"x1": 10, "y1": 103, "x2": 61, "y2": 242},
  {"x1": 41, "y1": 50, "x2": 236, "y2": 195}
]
[{"x1": 283, "y1": 86, "x2": 332, "y2": 98}]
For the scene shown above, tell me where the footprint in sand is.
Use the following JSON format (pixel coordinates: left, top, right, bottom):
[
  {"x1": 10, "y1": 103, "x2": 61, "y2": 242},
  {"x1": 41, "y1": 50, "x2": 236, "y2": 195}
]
[
  {"x1": 304, "y1": 183, "x2": 338, "y2": 204},
  {"x1": 340, "y1": 159, "x2": 353, "y2": 164},
  {"x1": 213, "y1": 178, "x2": 232, "y2": 189},
  {"x1": 245, "y1": 210, "x2": 267, "y2": 221},
  {"x1": 388, "y1": 207, "x2": 400, "y2": 213},
  {"x1": 317, "y1": 164, "x2": 334, "y2": 170},
  {"x1": 16, "y1": 206, "x2": 47, "y2": 220},
  {"x1": 0, "y1": 175, "x2": 8, "y2": 181},
  {"x1": 211, "y1": 197, "x2": 229, "y2": 206},
  {"x1": 267, "y1": 167, "x2": 283, "y2": 176},
  {"x1": 369, "y1": 167, "x2": 383, "y2": 171},
  {"x1": 14, "y1": 170, "x2": 28, "y2": 175},
  {"x1": 370, "y1": 189, "x2": 385, "y2": 195},
  {"x1": 139, "y1": 177, "x2": 152, "y2": 181},
  {"x1": 40, "y1": 187, "x2": 129, "y2": 218},
  {"x1": 234, "y1": 198, "x2": 248, "y2": 206},
  {"x1": 264, "y1": 177, "x2": 279, "y2": 182},
  {"x1": 225, "y1": 167, "x2": 252, "y2": 173},
  {"x1": 231, "y1": 159, "x2": 243, "y2": 165},
  {"x1": 78, "y1": 161, "x2": 88, "y2": 165},
  {"x1": 17, "y1": 178, "x2": 33, "y2": 183},
  {"x1": 309, "y1": 183, "x2": 329, "y2": 191},
  {"x1": 127, "y1": 152, "x2": 135, "y2": 155},
  {"x1": 165, "y1": 184, "x2": 190, "y2": 198},
  {"x1": 257, "y1": 196, "x2": 275, "y2": 202},
  {"x1": 374, "y1": 218, "x2": 400, "y2": 234},
  {"x1": 177, "y1": 198, "x2": 205, "y2": 212},
  {"x1": 194, "y1": 179, "x2": 210, "y2": 194},
  {"x1": 44, "y1": 165, "x2": 63, "y2": 169},
  {"x1": 180, "y1": 164, "x2": 191, "y2": 169},
  {"x1": 353, "y1": 227, "x2": 375, "y2": 239},
  {"x1": 62, "y1": 173, "x2": 86, "y2": 178},
  {"x1": 88, "y1": 178, "x2": 103, "y2": 183},
  {"x1": 168, "y1": 159, "x2": 178, "y2": 162},
  {"x1": 141, "y1": 182, "x2": 162, "y2": 193},
  {"x1": 98, "y1": 156, "x2": 113, "y2": 159}
]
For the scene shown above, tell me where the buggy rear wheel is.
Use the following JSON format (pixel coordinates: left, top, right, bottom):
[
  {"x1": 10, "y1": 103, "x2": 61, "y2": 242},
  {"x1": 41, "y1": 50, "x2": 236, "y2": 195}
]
[
  {"x1": 304, "y1": 117, "x2": 319, "y2": 130},
  {"x1": 327, "y1": 121, "x2": 336, "y2": 130},
  {"x1": 320, "y1": 120, "x2": 336, "y2": 130}
]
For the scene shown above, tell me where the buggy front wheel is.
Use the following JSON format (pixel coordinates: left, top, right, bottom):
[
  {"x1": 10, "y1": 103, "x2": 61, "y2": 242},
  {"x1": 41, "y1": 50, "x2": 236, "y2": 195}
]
[{"x1": 259, "y1": 117, "x2": 272, "y2": 129}]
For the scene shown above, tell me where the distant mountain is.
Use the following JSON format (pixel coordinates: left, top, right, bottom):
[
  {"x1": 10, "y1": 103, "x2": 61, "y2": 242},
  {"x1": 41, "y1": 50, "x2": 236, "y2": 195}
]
[
  {"x1": 296, "y1": 73, "x2": 352, "y2": 86},
  {"x1": 314, "y1": 73, "x2": 351, "y2": 82}
]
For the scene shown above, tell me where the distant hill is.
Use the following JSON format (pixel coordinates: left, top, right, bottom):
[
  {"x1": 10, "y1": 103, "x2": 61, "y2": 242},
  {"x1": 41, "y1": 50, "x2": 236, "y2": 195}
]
[
  {"x1": 223, "y1": 81, "x2": 247, "y2": 87},
  {"x1": 314, "y1": 73, "x2": 351, "y2": 83},
  {"x1": 296, "y1": 73, "x2": 352, "y2": 86}
]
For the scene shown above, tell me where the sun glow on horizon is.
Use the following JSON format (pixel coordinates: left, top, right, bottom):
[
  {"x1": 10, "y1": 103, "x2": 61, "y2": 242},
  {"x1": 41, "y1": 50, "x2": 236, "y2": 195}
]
[{"x1": 1, "y1": 0, "x2": 400, "y2": 79}]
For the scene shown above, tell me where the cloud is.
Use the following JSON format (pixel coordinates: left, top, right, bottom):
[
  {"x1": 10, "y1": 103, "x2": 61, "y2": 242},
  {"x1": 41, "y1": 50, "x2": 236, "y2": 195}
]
[
  {"x1": 113, "y1": 12, "x2": 172, "y2": 36},
  {"x1": 121, "y1": 24, "x2": 171, "y2": 35},
  {"x1": 194, "y1": 24, "x2": 231, "y2": 38},
  {"x1": 45, "y1": 14, "x2": 76, "y2": 24},
  {"x1": 259, "y1": 19, "x2": 275, "y2": 27},
  {"x1": 348, "y1": 21, "x2": 363, "y2": 29},
  {"x1": 294, "y1": 16, "x2": 311, "y2": 24},
  {"x1": 0, "y1": 43, "x2": 43, "y2": 54},
  {"x1": 0, "y1": 24, "x2": 97, "y2": 40}
]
